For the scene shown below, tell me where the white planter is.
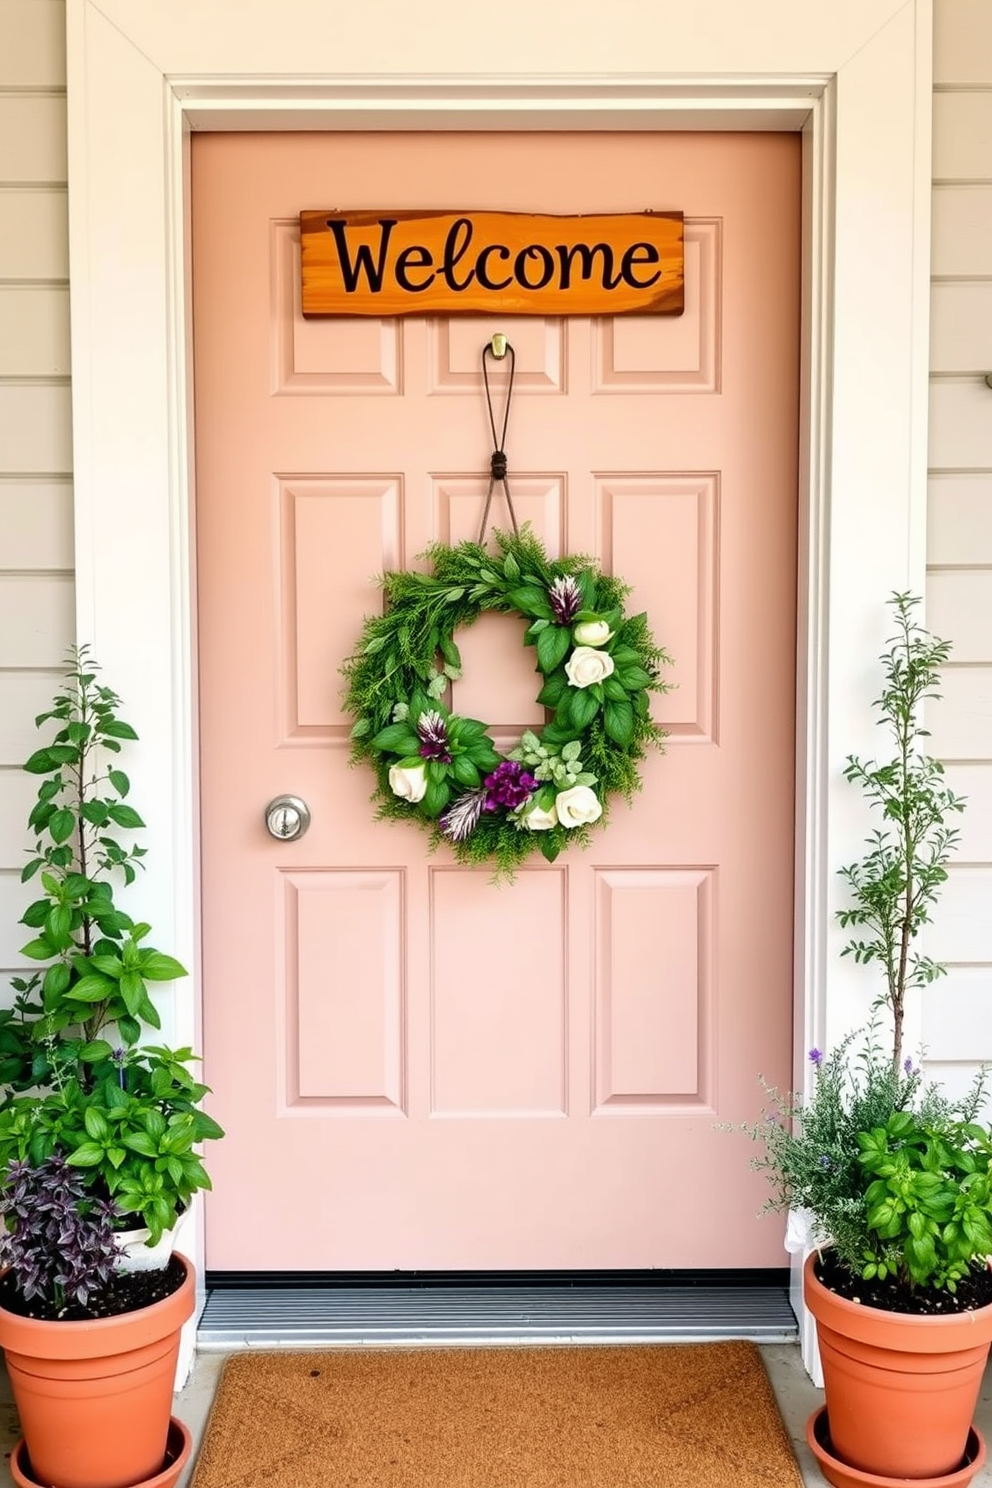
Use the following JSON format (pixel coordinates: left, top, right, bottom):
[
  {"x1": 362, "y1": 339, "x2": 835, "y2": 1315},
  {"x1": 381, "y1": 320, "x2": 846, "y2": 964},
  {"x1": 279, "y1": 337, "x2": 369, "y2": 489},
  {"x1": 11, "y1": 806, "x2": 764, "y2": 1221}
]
[{"x1": 114, "y1": 1209, "x2": 188, "y2": 1272}]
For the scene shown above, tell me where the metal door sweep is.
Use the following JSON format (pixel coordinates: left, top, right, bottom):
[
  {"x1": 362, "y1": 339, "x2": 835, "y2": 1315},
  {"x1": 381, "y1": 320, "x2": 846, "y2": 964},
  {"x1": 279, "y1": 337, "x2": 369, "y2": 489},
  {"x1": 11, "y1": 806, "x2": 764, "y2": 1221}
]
[{"x1": 197, "y1": 1283, "x2": 797, "y2": 1350}]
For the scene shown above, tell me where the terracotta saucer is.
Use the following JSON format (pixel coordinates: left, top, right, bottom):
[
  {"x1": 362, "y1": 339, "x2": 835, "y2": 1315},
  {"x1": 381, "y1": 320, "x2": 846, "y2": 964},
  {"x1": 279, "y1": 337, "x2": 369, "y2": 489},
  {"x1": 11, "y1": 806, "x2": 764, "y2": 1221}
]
[{"x1": 807, "y1": 1407, "x2": 986, "y2": 1488}]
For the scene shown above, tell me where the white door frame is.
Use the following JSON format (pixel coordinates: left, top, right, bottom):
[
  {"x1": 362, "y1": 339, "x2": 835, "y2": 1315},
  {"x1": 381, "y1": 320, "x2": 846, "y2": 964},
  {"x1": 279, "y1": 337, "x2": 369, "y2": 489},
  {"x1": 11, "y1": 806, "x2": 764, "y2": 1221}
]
[{"x1": 65, "y1": 0, "x2": 933, "y2": 1367}]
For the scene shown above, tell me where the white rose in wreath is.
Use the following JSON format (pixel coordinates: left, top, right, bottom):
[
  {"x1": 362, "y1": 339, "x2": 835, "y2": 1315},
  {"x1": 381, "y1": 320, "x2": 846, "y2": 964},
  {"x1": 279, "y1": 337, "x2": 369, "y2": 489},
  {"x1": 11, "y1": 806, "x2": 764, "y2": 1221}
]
[
  {"x1": 573, "y1": 619, "x2": 613, "y2": 647},
  {"x1": 520, "y1": 800, "x2": 558, "y2": 831},
  {"x1": 555, "y1": 785, "x2": 603, "y2": 829},
  {"x1": 388, "y1": 762, "x2": 428, "y2": 803},
  {"x1": 565, "y1": 646, "x2": 616, "y2": 689}
]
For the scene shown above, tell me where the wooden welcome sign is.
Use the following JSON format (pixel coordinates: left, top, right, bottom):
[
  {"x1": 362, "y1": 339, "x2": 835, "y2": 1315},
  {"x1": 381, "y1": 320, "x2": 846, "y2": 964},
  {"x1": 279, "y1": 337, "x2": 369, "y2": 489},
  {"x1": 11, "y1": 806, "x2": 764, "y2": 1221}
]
[{"x1": 300, "y1": 210, "x2": 684, "y2": 317}]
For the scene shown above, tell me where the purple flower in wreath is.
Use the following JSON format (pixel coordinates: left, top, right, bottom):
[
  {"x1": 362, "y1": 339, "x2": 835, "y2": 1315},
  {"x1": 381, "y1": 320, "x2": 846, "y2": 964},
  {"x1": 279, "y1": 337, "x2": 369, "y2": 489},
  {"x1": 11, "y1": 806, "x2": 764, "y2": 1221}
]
[
  {"x1": 808, "y1": 1048, "x2": 823, "y2": 1068},
  {"x1": 483, "y1": 760, "x2": 538, "y2": 813},
  {"x1": 548, "y1": 575, "x2": 582, "y2": 627},
  {"x1": 417, "y1": 710, "x2": 453, "y2": 763}
]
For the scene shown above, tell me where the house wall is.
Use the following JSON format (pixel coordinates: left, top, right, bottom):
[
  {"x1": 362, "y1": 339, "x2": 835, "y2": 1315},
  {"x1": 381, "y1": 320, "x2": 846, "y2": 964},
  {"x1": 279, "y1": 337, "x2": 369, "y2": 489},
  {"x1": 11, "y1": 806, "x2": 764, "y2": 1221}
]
[
  {"x1": 0, "y1": 0, "x2": 73, "y2": 978},
  {"x1": 924, "y1": 0, "x2": 992, "y2": 1099},
  {"x1": 0, "y1": 0, "x2": 990, "y2": 1083}
]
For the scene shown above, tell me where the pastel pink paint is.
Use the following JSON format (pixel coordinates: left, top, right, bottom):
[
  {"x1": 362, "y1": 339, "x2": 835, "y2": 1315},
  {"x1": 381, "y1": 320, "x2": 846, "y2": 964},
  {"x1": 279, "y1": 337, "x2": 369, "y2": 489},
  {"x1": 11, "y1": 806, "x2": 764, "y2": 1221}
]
[{"x1": 192, "y1": 131, "x2": 800, "y2": 1271}]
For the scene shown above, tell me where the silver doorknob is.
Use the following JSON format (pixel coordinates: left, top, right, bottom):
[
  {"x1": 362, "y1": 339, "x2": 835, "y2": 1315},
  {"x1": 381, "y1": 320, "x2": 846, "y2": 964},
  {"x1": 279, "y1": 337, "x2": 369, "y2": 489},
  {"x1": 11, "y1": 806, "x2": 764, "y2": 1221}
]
[{"x1": 264, "y1": 795, "x2": 311, "y2": 841}]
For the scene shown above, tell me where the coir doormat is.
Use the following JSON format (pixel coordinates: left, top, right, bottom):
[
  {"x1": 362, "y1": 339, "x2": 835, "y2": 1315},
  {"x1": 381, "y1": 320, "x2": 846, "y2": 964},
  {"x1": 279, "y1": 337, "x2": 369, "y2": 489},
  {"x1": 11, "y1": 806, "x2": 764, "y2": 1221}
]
[{"x1": 190, "y1": 1341, "x2": 803, "y2": 1488}]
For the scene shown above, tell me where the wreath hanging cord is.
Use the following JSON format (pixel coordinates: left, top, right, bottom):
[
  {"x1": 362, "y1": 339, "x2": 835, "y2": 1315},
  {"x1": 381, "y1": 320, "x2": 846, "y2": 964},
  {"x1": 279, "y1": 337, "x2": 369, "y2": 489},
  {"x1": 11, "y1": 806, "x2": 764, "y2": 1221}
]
[
  {"x1": 477, "y1": 337, "x2": 519, "y2": 540},
  {"x1": 341, "y1": 338, "x2": 672, "y2": 878}
]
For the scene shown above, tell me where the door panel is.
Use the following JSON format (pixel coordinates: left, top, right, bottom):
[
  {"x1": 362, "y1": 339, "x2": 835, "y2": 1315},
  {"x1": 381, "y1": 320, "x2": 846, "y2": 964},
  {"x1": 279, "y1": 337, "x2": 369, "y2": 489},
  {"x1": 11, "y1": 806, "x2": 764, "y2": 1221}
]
[{"x1": 192, "y1": 131, "x2": 800, "y2": 1270}]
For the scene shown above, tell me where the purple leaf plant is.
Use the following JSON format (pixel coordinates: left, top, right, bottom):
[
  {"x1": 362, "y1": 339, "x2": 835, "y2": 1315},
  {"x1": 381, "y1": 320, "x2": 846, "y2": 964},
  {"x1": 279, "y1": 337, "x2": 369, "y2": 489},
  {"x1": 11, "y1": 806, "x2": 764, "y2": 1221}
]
[{"x1": 0, "y1": 1154, "x2": 120, "y2": 1313}]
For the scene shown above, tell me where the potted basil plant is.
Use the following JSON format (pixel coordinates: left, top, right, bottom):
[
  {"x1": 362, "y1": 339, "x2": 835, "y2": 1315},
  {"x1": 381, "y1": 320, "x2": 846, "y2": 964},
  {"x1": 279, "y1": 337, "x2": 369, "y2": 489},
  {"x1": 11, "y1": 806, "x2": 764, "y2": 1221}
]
[
  {"x1": 744, "y1": 594, "x2": 992, "y2": 1488},
  {"x1": 0, "y1": 649, "x2": 223, "y2": 1488}
]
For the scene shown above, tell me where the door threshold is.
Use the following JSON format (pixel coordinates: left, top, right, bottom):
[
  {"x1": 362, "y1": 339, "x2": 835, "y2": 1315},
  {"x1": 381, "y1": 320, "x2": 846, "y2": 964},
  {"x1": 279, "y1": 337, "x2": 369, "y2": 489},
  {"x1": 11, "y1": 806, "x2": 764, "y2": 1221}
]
[{"x1": 197, "y1": 1284, "x2": 797, "y2": 1350}]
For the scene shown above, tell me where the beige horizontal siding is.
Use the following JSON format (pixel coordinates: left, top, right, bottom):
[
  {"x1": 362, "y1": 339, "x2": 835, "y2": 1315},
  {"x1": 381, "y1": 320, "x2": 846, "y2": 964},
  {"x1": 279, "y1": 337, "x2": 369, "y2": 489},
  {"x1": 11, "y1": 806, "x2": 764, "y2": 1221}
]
[
  {"x1": 0, "y1": 671, "x2": 64, "y2": 765},
  {"x1": 0, "y1": 0, "x2": 73, "y2": 985},
  {"x1": 0, "y1": 479, "x2": 73, "y2": 567},
  {"x1": 923, "y1": 969, "x2": 992, "y2": 1061},
  {"x1": 930, "y1": 282, "x2": 992, "y2": 373},
  {"x1": 0, "y1": 385, "x2": 72, "y2": 473},
  {"x1": 0, "y1": 1, "x2": 66, "y2": 89},
  {"x1": 928, "y1": 571, "x2": 992, "y2": 662},
  {"x1": 928, "y1": 475, "x2": 992, "y2": 563},
  {"x1": 932, "y1": 186, "x2": 992, "y2": 277},
  {"x1": 933, "y1": 92, "x2": 992, "y2": 181},
  {"x1": 929, "y1": 667, "x2": 992, "y2": 758},
  {"x1": 918, "y1": 1062, "x2": 992, "y2": 1105},
  {"x1": 934, "y1": 0, "x2": 992, "y2": 87},
  {"x1": 0, "y1": 94, "x2": 67, "y2": 183},
  {"x1": 0, "y1": 286, "x2": 70, "y2": 375},
  {"x1": 930, "y1": 866, "x2": 992, "y2": 963},
  {"x1": 0, "y1": 190, "x2": 68, "y2": 279},
  {"x1": 0, "y1": 573, "x2": 74, "y2": 667},
  {"x1": 0, "y1": 771, "x2": 34, "y2": 868},
  {"x1": 0, "y1": 871, "x2": 32, "y2": 968},
  {"x1": 929, "y1": 380, "x2": 992, "y2": 469},
  {"x1": 943, "y1": 764, "x2": 992, "y2": 858},
  {"x1": 929, "y1": 0, "x2": 992, "y2": 1113}
]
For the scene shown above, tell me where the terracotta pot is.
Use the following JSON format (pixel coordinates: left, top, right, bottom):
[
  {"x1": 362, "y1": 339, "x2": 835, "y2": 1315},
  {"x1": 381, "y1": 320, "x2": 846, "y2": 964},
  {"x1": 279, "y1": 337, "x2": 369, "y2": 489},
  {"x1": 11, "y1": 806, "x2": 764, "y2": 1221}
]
[
  {"x1": 804, "y1": 1252, "x2": 992, "y2": 1479},
  {"x1": 0, "y1": 1253, "x2": 195, "y2": 1488},
  {"x1": 10, "y1": 1418, "x2": 192, "y2": 1488}
]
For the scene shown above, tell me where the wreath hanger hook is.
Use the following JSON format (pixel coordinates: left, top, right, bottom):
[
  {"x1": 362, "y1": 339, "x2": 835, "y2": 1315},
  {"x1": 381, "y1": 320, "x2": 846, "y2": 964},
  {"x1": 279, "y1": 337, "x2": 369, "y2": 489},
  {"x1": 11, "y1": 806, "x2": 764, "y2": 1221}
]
[{"x1": 479, "y1": 337, "x2": 518, "y2": 542}]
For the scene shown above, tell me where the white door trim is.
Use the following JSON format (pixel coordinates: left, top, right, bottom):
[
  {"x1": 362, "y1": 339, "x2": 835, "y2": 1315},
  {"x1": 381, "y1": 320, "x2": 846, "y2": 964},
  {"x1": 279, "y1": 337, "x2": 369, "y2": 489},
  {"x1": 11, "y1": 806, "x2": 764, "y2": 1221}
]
[{"x1": 65, "y1": 0, "x2": 933, "y2": 1370}]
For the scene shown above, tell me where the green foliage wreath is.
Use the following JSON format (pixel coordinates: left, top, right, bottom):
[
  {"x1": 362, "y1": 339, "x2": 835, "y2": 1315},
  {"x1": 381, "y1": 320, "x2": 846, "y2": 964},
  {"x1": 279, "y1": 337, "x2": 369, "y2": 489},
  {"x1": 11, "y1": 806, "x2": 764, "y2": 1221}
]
[{"x1": 342, "y1": 527, "x2": 670, "y2": 876}]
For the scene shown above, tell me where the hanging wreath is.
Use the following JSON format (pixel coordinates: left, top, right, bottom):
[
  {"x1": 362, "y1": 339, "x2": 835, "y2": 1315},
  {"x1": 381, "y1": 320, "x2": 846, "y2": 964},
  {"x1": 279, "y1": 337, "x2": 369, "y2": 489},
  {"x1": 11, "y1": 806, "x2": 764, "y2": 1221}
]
[{"x1": 342, "y1": 526, "x2": 671, "y2": 876}]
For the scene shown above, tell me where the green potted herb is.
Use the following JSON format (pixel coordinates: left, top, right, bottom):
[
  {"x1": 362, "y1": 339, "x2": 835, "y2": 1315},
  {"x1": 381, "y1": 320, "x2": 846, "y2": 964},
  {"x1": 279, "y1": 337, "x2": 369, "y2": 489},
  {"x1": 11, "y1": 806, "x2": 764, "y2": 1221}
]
[
  {"x1": 745, "y1": 594, "x2": 992, "y2": 1488},
  {"x1": 0, "y1": 649, "x2": 223, "y2": 1488}
]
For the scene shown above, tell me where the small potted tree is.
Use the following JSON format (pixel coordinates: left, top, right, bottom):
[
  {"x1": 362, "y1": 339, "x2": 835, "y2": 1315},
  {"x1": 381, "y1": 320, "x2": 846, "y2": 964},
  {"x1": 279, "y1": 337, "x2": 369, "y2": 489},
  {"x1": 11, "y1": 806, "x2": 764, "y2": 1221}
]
[
  {"x1": 745, "y1": 595, "x2": 992, "y2": 1488},
  {"x1": 0, "y1": 650, "x2": 223, "y2": 1488}
]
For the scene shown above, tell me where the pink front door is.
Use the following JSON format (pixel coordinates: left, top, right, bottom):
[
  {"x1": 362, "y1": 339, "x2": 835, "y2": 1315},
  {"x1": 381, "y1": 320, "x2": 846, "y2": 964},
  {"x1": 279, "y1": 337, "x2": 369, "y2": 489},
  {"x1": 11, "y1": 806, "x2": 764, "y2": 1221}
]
[{"x1": 192, "y1": 131, "x2": 800, "y2": 1271}]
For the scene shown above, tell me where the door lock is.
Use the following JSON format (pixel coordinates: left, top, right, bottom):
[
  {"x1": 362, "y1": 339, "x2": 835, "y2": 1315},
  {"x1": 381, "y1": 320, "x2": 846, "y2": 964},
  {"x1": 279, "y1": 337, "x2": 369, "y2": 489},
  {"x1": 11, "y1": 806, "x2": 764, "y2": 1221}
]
[{"x1": 264, "y1": 795, "x2": 311, "y2": 841}]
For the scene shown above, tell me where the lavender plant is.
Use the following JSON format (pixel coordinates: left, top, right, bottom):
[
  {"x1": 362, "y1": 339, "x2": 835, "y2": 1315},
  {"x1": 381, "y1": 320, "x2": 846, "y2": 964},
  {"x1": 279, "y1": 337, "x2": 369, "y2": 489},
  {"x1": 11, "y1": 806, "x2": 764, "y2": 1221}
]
[
  {"x1": 0, "y1": 1154, "x2": 119, "y2": 1314},
  {"x1": 744, "y1": 1028, "x2": 991, "y2": 1290}
]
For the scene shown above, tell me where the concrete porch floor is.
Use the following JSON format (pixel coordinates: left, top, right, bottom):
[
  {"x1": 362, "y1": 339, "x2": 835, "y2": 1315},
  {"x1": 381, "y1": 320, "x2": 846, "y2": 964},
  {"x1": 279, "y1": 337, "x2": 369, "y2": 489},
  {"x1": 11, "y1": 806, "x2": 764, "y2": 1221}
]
[{"x1": 2, "y1": 1345, "x2": 992, "y2": 1486}]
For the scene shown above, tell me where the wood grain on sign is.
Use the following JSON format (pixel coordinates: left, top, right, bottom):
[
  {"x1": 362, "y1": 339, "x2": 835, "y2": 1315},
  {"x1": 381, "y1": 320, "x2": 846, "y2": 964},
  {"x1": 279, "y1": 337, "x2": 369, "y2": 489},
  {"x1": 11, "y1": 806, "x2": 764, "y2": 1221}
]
[{"x1": 300, "y1": 210, "x2": 684, "y2": 317}]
